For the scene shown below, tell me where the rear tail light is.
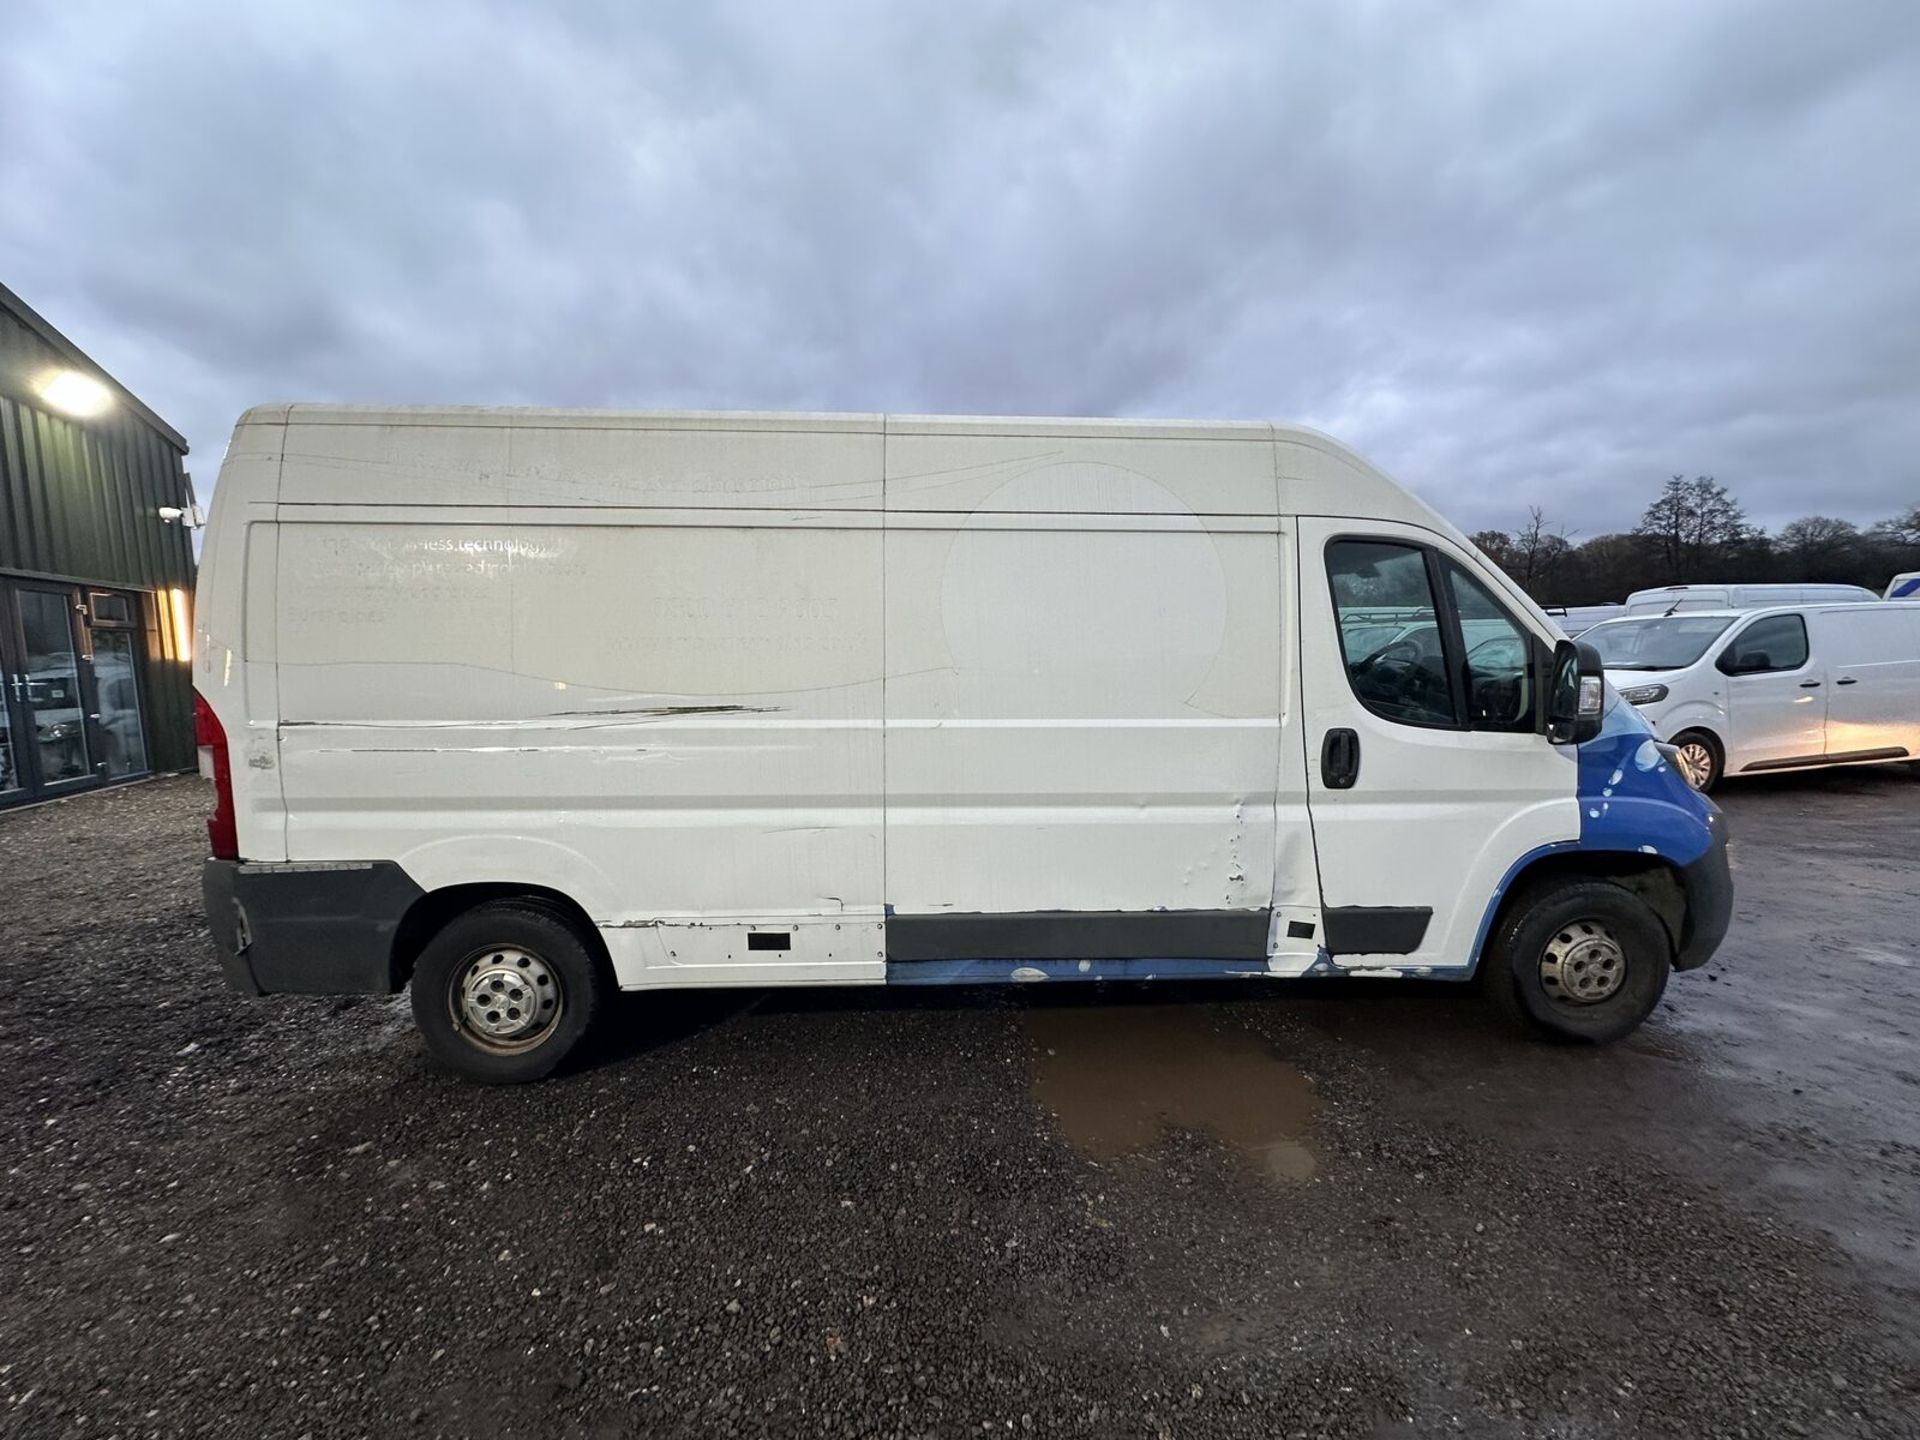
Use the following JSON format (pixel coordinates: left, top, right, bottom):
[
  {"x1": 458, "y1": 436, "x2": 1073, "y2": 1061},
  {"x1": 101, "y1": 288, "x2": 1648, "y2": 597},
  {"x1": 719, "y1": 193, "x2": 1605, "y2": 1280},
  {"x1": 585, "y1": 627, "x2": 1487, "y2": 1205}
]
[{"x1": 194, "y1": 690, "x2": 238, "y2": 861}]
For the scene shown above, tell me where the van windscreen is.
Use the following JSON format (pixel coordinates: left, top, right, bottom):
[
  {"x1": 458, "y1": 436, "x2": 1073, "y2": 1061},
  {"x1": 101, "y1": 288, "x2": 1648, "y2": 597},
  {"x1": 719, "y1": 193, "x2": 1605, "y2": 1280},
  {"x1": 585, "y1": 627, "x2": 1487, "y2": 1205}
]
[{"x1": 1583, "y1": 615, "x2": 1737, "y2": 671}]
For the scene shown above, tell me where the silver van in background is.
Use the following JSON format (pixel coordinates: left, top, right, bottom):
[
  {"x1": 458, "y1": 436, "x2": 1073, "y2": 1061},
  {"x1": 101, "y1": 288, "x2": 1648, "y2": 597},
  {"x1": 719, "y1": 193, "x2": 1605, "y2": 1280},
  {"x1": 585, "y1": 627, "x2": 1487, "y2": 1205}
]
[{"x1": 1584, "y1": 603, "x2": 1920, "y2": 790}]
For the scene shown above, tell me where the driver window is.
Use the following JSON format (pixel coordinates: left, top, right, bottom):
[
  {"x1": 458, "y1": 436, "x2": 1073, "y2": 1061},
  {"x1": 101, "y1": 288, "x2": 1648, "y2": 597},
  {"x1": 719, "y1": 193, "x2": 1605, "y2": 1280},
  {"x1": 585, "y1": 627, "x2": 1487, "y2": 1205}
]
[
  {"x1": 1716, "y1": 613, "x2": 1808, "y2": 675},
  {"x1": 1445, "y1": 563, "x2": 1536, "y2": 732},
  {"x1": 1326, "y1": 540, "x2": 1458, "y2": 727}
]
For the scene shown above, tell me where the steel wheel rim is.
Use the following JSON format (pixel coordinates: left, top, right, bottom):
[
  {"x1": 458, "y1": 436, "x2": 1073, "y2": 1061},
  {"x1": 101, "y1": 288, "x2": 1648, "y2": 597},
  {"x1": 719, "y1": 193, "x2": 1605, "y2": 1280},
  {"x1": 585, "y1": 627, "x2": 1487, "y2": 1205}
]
[
  {"x1": 450, "y1": 946, "x2": 564, "y2": 1053},
  {"x1": 1538, "y1": 919, "x2": 1627, "y2": 1005},
  {"x1": 1674, "y1": 741, "x2": 1715, "y2": 791}
]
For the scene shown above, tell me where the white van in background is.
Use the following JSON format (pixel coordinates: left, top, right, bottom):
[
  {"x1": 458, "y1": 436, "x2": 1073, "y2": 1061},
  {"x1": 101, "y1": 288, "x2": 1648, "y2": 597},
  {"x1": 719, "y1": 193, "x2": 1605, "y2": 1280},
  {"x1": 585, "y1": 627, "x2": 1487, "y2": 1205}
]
[
  {"x1": 1583, "y1": 603, "x2": 1920, "y2": 790},
  {"x1": 1543, "y1": 604, "x2": 1627, "y2": 635},
  {"x1": 1623, "y1": 582, "x2": 1880, "y2": 616},
  {"x1": 1887, "y1": 572, "x2": 1920, "y2": 600},
  {"x1": 194, "y1": 406, "x2": 1731, "y2": 1081}
]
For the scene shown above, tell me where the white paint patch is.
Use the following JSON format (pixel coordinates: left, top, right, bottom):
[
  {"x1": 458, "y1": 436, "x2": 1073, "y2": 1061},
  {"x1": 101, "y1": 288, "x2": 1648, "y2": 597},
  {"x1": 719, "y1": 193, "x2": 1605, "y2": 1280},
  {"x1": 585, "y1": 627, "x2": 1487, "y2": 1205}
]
[
  {"x1": 1076, "y1": 959, "x2": 1092, "y2": 973},
  {"x1": 1010, "y1": 966, "x2": 1049, "y2": 983},
  {"x1": 1633, "y1": 739, "x2": 1664, "y2": 772},
  {"x1": 1854, "y1": 946, "x2": 1913, "y2": 968}
]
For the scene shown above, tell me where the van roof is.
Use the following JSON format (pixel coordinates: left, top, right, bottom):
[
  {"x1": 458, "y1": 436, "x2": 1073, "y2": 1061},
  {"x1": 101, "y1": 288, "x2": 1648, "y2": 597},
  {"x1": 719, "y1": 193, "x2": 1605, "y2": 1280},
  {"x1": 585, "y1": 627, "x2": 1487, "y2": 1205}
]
[
  {"x1": 1596, "y1": 602, "x2": 1890, "y2": 623},
  {"x1": 243, "y1": 402, "x2": 1305, "y2": 442},
  {"x1": 225, "y1": 404, "x2": 1464, "y2": 534},
  {"x1": 1624, "y1": 582, "x2": 1876, "y2": 596}
]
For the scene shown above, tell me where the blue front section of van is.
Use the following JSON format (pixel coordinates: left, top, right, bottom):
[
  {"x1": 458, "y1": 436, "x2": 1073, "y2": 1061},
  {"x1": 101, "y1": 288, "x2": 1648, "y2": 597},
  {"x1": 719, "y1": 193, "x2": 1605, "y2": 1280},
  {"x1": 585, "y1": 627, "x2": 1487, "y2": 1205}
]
[
  {"x1": 1574, "y1": 692, "x2": 1717, "y2": 866},
  {"x1": 1470, "y1": 693, "x2": 1731, "y2": 975}
]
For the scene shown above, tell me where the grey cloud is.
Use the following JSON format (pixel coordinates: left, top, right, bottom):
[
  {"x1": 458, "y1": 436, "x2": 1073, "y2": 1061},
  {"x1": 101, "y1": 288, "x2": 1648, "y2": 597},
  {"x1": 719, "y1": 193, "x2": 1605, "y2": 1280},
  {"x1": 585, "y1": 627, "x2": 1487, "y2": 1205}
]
[{"x1": 2, "y1": 0, "x2": 1915, "y2": 535}]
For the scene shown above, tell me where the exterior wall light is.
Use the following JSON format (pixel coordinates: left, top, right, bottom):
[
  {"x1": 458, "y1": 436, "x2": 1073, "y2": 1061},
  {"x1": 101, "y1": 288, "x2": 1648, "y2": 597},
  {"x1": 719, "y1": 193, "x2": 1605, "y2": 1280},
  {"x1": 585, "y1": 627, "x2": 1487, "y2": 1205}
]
[
  {"x1": 38, "y1": 369, "x2": 113, "y2": 418},
  {"x1": 168, "y1": 587, "x2": 193, "y2": 662}
]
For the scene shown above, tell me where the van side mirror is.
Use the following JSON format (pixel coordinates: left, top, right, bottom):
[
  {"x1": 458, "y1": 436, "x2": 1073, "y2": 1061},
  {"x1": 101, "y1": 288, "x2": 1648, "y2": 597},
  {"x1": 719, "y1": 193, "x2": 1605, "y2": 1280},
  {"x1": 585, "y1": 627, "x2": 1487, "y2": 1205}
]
[
  {"x1": 1546, "y1": 639, "x2": 1605, "y2": 745},
  {"x1": 1717, "y1": 649, "x2": 1769, "y2": 676}
]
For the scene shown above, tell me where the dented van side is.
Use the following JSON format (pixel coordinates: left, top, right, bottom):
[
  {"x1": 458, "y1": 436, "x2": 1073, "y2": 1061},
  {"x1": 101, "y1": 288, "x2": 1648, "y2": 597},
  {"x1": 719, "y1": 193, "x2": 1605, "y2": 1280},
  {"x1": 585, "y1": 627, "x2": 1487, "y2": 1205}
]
[{"x1": 196, "y1": 407, "x2": 1730, "y2": 1079}]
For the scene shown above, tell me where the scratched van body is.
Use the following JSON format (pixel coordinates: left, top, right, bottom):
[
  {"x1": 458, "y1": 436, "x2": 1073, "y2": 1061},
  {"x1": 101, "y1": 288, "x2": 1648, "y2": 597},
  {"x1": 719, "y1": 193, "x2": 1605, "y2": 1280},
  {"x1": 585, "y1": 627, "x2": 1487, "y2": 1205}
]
[{"x1": 195, "y1": 407, "x2": 1731, "y2": 1081}]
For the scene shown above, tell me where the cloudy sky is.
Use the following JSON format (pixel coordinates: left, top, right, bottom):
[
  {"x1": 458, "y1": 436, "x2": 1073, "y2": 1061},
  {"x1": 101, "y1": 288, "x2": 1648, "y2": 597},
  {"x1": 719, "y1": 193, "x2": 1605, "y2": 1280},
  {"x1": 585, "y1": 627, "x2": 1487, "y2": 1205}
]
[{"x1": 3, "y1": 0, "x2": 1916, "y2": 537}]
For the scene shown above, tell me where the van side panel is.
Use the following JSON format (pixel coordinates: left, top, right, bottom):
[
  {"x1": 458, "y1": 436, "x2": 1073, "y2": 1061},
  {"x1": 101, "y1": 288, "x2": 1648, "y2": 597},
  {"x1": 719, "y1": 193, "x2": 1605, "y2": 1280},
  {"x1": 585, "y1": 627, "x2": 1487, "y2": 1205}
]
[
  {"x1": 272, "y1": 508, "x2": 888, "y2": 988},
  {"x1": 874, "y1": 426, "x2": 1320, "y2": 966},
  {"x1": 1807, "y1": 606, "x2": 1920, "y2": 760},
  {"x1": 276, "y1": 408, "x2": 885, "y2": 510},
  {"x1": 881, "y1": 510, "x2": 1292, "y2": 937}
]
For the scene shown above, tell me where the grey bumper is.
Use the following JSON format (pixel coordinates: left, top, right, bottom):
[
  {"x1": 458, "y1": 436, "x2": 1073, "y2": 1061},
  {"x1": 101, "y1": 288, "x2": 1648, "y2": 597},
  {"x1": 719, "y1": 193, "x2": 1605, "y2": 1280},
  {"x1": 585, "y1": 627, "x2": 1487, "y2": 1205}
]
[{"x1": 202, "y1": 859, "x2": 424, "y2": 995}]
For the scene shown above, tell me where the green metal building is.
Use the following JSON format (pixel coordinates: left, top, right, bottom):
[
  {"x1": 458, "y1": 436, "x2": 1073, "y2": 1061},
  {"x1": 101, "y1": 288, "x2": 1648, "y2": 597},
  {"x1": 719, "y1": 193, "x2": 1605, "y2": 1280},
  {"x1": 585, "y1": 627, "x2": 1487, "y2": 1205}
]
[{"x1": 0, "y1": 281, "x2": 198, "y2": 808}]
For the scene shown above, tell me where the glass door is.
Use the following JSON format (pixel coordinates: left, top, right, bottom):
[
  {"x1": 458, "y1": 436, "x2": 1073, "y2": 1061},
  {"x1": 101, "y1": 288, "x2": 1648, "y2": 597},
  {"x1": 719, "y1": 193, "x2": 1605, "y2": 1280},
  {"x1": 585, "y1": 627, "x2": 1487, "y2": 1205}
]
[
  {"x1": 0, "y1": 588, "x2": 24, "y2": 801},
  {"x1": 0, "y1": 581, "x2": 159, "y2": 806},
  {"x1": 13, "y1": 584, "x2": 95, "y2": 795},
  {"x1": 0, "y1": 580, "x2": 158, "y2": 806},
  {"x1": 86, "y1": 591, "x2": 150, "y2": 779}
]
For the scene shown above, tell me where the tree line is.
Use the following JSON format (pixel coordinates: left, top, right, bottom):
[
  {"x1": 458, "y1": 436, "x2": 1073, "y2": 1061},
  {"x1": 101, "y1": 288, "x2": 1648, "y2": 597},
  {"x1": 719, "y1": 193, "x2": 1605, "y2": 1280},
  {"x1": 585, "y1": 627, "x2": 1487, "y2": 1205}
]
[{"x1": 1470, "y1": 477, "x2": 1920, "y2": 607}]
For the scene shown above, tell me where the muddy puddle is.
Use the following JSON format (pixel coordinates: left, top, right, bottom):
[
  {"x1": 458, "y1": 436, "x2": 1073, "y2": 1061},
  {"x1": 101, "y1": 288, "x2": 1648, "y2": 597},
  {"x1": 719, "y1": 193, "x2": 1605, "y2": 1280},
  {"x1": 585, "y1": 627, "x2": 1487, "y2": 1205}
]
[{"x1": 1025, "y1": 1003, "x2": 1318, "y2": 1182}]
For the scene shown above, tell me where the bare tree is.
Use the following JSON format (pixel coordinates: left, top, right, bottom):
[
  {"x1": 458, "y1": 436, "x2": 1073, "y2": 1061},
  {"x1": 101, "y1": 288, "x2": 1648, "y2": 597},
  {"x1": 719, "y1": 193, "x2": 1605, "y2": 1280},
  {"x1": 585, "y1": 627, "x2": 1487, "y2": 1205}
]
[
  {"x1": 1635, "y1": 476, "x2": 1750, "y2": 581},
  {"x1": 1776, "y1": 515, "x2": 1859, "y2": 579},
  {"x1": 1511, "y1": 506, "x2": 1575, "y2": 594},
  {"x1": 1873, "y1": 504, "x2": 1920, "y2": 548}
]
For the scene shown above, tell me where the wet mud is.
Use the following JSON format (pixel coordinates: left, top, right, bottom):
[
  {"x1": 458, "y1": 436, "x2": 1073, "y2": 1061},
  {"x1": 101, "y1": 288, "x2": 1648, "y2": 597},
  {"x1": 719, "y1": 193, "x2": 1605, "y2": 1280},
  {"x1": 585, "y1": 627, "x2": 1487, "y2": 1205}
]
[{"x1": 1027, "y1": 1002, "x2": 1318, "y2": 1181}]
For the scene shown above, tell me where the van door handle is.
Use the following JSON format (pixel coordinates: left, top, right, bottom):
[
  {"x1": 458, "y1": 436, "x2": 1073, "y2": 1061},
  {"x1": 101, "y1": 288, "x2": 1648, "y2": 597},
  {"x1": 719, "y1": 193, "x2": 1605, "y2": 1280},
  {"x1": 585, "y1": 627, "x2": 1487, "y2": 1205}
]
[
  {"x1": 1799, "y1": 680, "x2": 1822, "y2": 688},
  {"x1": 1321, "y1": 728, "x2": 1360, "y2": 789},
  {"x1": 1835, "y1": 676, "x2": 1857, "y2": 686}
]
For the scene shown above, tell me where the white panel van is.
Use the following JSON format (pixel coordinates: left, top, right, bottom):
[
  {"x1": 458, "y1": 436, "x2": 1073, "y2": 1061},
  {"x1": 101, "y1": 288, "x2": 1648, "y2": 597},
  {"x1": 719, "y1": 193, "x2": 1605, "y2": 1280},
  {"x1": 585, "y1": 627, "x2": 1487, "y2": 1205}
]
[
  {"x1": 1584, "y1": 603, "x2": 1920, "y2": 790},
  {"x1": 195, "y1": 407, "x2": 1732, "y2": 1081},
  {"x1": 1622, "y1": 583, "x2": 1880, "y2": 616}
]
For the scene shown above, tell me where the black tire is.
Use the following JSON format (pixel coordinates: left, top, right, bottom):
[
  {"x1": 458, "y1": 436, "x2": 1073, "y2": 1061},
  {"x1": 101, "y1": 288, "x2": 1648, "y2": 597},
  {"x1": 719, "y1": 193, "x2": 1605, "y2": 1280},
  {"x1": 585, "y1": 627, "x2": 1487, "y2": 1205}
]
[
  {"x1": 1479, "y1": 879, "x2": 1672, "y2": 1044},
  {"x1": 1668, "y1": 728, "x2": 1723, "y2": 793},
  {"x1": 410, "y1": 900, "x2": 608, "y2": 1083}
]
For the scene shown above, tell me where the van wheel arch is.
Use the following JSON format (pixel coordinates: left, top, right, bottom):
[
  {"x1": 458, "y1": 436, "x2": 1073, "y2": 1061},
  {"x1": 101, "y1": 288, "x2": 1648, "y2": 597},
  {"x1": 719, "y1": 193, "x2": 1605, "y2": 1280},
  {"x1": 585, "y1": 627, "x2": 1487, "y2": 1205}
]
[
  {"x1": 1668, "y1": 727, "x2": 1724, "y2": 792},
  {"x1": 1476, "y1": 852, "x2": 1686, "y2": 977},
  {"x1": 390, "y1": 883, "x2": 611, "y2": 992},
  {"x1": 1479, "y1": 877, "x2": 1673, "y2": 1042}
]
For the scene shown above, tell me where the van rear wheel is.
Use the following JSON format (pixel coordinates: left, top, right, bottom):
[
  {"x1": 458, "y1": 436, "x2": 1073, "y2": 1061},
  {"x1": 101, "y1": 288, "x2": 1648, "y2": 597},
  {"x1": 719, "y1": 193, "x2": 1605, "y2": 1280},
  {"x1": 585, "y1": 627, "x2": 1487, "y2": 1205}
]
[
  {"x1": 1480, "y1": 880, "x2": 1671, "y2": 1044},
  {"x1": 410, "y1": 900, "x2": 607, "y2": 1083}
]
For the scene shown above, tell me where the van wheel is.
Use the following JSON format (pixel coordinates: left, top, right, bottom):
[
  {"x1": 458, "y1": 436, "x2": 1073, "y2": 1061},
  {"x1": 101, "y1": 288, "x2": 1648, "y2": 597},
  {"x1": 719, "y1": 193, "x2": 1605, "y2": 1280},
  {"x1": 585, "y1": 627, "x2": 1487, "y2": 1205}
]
[
  {"x1": 1480, "y1": 880, "x2": 1671, "y2": 1044},
  {"x1": 410, "y1": 900, "x2": 607, "y2": 1083},
  {"x1": 1668, "y1": 729, "x2": 1722, "y2": 792}
]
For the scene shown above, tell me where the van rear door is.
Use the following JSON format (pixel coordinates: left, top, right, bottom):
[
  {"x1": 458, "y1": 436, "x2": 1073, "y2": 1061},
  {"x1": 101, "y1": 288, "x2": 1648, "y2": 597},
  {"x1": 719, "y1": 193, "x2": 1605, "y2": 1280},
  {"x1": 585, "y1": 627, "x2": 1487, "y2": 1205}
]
[{"x1": 1295, "y1": 519, "x2": 1577, "y2": 971}]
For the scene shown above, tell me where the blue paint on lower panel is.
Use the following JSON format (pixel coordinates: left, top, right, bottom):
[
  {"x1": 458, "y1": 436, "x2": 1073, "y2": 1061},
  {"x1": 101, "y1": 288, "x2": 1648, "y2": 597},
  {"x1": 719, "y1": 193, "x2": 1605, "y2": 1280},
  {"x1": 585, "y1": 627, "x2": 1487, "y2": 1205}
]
[
  {"x1": 885, "y1": 957, "x2": 1278, "y2": 985},
  {"x1": 1463, "y1": 840, "x2": 1580, "y2": 979}
]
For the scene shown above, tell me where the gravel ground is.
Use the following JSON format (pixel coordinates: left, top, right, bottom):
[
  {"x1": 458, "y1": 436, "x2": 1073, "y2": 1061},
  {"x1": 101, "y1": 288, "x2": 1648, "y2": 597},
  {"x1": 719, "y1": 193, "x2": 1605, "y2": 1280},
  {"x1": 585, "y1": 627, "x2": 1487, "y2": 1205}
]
[{"x1": 2, "y1": 772, "x2": 1918, "y2": 1438}]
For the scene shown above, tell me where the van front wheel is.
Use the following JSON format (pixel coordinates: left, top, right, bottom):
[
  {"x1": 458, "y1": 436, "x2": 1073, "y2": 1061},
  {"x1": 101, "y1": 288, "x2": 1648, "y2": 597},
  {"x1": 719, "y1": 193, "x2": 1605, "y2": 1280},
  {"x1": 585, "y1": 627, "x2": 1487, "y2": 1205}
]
[
  {"x1": 410, "y1": 900, "x2": 608, "y2": 1083},
  {"x1": 1480, "y1": 880, "x2": 1672, "y2": 1043},
  {"x1": 1669, "y1": 729, "x2": 1722, "y2": 792}
]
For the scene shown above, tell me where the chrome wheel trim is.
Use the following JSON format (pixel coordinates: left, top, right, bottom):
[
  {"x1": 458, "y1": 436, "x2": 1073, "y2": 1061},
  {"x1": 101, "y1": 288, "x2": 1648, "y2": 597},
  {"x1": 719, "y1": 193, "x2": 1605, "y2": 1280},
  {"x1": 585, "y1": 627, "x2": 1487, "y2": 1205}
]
[
  {"x1": 1674, "y1": 741, "x2": 1715, "y2": 791},
  {"x1": 1538, "y1": 920, "x2": 1628, "y2": 1005},
  {"x1": 451, "y1": 946, "x2": 563, "y2": 1053}
]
